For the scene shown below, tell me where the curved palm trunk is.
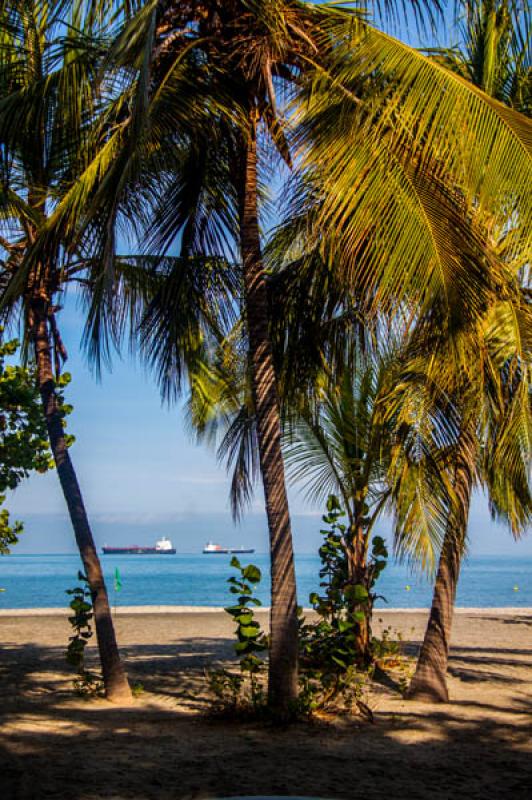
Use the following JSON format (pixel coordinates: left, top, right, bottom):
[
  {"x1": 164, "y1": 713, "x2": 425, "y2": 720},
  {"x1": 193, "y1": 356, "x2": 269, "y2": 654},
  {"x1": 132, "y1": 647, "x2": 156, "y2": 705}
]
[
  {"x1": 31, "y1": 297, "x2": 131, "y2": 703},
  {"x1": 240, "y1": 123, "x2": 299, "y2": 716},
  {"x1": 407, "y1": 433, "x2": 474, "y2": 702}
]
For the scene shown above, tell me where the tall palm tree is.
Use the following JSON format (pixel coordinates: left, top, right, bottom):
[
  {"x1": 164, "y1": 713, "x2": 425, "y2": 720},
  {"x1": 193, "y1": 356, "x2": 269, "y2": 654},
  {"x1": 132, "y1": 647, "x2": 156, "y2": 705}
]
[
  {"x1": 407, "y1": 0, "x2": 531, "y2": 702},
  {"x1": 40, "y1": 0, "x2": 531, "y2": 715},
  {"x1": 405, "y1": 289, "x2": 531, "y2": 700},
  {"x1": 0, "y1": 0, "x2": 131, "y2": 701}
]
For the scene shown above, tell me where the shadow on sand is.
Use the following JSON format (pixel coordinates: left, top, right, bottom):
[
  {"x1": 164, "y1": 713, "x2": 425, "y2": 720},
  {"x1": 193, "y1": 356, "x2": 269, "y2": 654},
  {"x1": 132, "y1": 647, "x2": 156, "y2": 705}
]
[{"x1": 0, "y1": 634, "x2": 531, "y2": 800}]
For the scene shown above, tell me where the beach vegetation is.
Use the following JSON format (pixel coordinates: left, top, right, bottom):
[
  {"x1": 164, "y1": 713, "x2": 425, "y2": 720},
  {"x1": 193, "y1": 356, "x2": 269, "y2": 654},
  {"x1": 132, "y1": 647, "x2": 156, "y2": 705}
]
[
  {"x1": 225, "y1": 556, "x2": 268, "y2": 689},
  {"x1": 215, "y1": 530, "x2": 406, "y2": 720},
  {"x1": 282, "y1": 335, "x2": 454, "y2": 661},
  {"x1": 297, "y1": 496, "x2": 377, "y2": 718},
  {"x1": 296, "y1": 498, "x2": 413, "y2": 714},
  {"x1": 299, "y1": 496, "x2": 387, "y2": 671},
  {"x1": 208, "y1": 556, "x2": 268, "y2": 716},
  {"x1": 285, "y1": 354, "x2": 393, "y2": 666},
  {"x1": 65, "y1": 571, "x2": 104, "y2": 698}
]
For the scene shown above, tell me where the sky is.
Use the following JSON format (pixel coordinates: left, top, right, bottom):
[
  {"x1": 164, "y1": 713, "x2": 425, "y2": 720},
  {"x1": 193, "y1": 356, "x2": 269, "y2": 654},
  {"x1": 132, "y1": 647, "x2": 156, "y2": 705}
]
[{"x1": 5, "y1": 293, "x2": 531, "y2": 557}]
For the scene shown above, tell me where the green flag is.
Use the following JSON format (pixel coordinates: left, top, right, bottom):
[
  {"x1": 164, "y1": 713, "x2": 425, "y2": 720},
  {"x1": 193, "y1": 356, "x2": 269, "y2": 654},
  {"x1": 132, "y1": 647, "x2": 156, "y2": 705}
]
[{"x1": 114, "y1": 567, "x2": 122, "y2": 592}]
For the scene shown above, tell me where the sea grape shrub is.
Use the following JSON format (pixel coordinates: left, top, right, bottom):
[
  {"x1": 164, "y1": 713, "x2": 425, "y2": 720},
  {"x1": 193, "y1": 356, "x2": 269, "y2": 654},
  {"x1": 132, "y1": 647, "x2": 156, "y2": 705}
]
[
  {"x1": 66, "y1": 572, "x2": 93, "y2": 666},
  {"x1": 226, "y1": 557, "x2": 268, "y2": 665},
  {"x1": 208, "y1": 556, "x2": 268, "y2": 714},
  {"x1": 0, "y1": 334, "x2": 73, "y2": 553},
  {"x1": 65, "y1": 571, "x2": 103, "y2": 697},
  {"x1": 212, "y1": 517, "x2": 391, "y2": 719},
  {"x1": 297, "y1": 495, "x2": 388, "y2": 715}
]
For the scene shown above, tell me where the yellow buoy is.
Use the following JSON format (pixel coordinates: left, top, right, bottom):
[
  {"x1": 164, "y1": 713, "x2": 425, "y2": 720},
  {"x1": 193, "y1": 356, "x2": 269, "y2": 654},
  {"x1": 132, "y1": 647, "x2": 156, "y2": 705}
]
[
  {"x1": 405, "y1": 585, "x2": 411, "y2": 591},
  {"x1": 513, "y1": 585, "x2": 519, "y2": 592}
]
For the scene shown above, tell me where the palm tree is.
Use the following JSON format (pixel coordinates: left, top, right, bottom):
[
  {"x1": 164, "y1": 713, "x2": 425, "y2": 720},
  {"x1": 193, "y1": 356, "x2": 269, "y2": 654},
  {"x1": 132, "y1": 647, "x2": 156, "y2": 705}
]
[
  {"x1": 40, "y1": 0, "x2": 531, "y2": 715},
  {"x1": 0, "y1": 0, "x2": 131, "y2": 701},
  {"x1": 407, "y1": 0, "x2": 532, "y2": 702},
  {"x1": 434, "y1": 0, "x2": 530, "y2": 112},
  {"x1": 404, "y1": 289, "x2": 531, "y2": 701},
  {"x1": 281, "y1": 342, "x2": 453, "y2": 665}
]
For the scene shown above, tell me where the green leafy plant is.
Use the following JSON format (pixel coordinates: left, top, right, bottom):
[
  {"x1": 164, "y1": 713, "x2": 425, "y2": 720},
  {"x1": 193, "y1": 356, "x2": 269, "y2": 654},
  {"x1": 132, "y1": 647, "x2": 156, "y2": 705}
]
[
  {"x1": 207, "y1": 557, "x2": 268, "y2": 715},
  {"x1": 372, "y1": 625, "x2": 416, "y2": 696},
  {"x1": 297, "y1": 496, "x2": 390, "y2": 716},
  {"x1": 206, "y1": 669, "x2": 245, "y2": 713},
  {"x1": 0, "y1": 509, "x2": 23, "y2": 557},
  {"x1": 0, "y1": 334, "x2": 63, "y2": 554},
  {"x1": 65, "y1": 571, "x2": 102, "y2": 697}
]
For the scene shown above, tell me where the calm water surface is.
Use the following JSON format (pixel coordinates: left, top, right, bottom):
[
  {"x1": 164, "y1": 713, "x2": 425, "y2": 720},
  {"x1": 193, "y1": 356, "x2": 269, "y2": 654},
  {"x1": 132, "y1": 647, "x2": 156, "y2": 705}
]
[{"x1": 0, "y1": 553, "x2": 530, "y2": 609}]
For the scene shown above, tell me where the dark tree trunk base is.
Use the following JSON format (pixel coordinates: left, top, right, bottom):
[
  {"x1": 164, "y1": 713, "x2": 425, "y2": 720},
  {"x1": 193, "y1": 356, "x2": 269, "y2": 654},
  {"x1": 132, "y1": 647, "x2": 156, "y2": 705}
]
[{"x1": 406, "y1": 675, "x2": 450, "y2": 703}]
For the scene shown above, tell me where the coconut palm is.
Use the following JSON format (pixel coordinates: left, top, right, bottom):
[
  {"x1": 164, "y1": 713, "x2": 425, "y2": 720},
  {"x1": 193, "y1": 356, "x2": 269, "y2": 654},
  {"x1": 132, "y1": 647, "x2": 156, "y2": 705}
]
[
  {"x1": 277, "y1": 265, "x2": 530, "y2": 689},
  {"x1": 404, "y1": 284, "x2": 532, "y2": 701},
  {"x1": 0, "y1": 0, "x2": 132, "y2": 701},
  {"x1": 36, "y1": 0, "x2": 532, "y2": 715},
  {"x1": 407, "y1": 0, "x2": 532, "y2": 702},
  {"x1": 281, "y1": 341, "x2": 454, "y2": 665},
  {"x1": 432, "y1": 0, "x2": 530, "y2": 112},
  {"x1": 188, "y1": 249, "x2": 514, "y2": 670}
]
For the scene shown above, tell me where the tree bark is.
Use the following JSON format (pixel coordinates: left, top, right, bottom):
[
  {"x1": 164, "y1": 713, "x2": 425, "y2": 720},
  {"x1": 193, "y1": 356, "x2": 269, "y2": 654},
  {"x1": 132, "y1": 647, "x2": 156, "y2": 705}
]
[
  {"x1": 31, "y1": 296, "x2": 131, "y2": 703},
  {"x1": 348, "y1": 521, "x2": 372, "y2": 665},
  {"x1": 407, "y1": 431, "x2": 474, "y2": 702},
  {"x1": 239, "y1": 120, "x2": 299, "y2": 716}
]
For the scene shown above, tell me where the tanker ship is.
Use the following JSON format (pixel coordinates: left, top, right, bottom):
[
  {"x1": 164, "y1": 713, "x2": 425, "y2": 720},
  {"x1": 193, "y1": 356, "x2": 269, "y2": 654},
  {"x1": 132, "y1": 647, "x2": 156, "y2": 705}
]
[
  {"x1": 203, "y1": 541, "x2": 254, "y2": 554},
  {"x1": 102, "y1": 536, "x2": 176, "y2": 555}
]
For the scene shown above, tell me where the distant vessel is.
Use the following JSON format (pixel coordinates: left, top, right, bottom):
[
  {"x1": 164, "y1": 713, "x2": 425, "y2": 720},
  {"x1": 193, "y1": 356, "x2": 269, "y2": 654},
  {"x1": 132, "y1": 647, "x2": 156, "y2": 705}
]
[
  {"x1": 102, "y1": 537, "x2": 176, "y2": 555},
  {"x1": 203, "y1": 541, "x2": 255, "y2": 554}
]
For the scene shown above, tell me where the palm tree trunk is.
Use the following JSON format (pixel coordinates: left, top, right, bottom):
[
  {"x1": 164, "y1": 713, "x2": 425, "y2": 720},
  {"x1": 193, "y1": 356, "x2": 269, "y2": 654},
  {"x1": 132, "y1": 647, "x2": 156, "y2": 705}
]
[
  {"x1": 407, "y1": 431, "x2": 474, "y2": 702},
  {"x1": 239, "y1": 121, "x2": 299, "y2": 716},
  {"x1": 31, "y1": 296, "x2": 131, "y2": 703},
  {"x1": 348, "y1": 522, "x2": 372, "y2": 664}
]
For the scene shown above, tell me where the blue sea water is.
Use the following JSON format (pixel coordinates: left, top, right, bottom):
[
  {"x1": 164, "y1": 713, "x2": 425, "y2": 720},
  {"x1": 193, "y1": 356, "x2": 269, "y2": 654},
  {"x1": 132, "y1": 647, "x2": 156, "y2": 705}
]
[{"x1": 0, "y1": 552, "x2": 530, "y2": 609}]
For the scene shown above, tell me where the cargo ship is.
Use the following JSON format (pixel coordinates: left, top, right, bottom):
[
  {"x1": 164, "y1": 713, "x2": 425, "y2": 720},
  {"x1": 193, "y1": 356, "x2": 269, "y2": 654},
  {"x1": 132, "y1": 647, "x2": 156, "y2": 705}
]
[
  {"x1": 203, "y1": 541, "x2": 255, "y2": 554},
  {"x1": 102, "y1": 536, "x2": 176, "y2": 555}
]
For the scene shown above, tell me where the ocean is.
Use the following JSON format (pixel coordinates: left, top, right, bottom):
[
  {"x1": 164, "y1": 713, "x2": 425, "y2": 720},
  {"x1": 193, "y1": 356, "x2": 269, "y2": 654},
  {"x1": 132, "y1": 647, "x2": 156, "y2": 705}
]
[{"x1": 0, "y1": 552, "x2": 530, "y2": 610}]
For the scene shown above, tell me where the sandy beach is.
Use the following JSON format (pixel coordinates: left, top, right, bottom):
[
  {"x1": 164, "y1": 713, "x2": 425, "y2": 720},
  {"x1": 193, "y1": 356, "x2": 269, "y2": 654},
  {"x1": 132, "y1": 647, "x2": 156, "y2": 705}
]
[{"x1": 1, "y1": 609, "x2": 531, "y2": 799}]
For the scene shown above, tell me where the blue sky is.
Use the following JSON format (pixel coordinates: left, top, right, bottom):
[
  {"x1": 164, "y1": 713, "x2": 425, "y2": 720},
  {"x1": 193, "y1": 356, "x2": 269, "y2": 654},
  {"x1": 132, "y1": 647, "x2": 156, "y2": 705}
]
[{"x1": 6, "y1": 292, "x2": 531, "y2": 556}]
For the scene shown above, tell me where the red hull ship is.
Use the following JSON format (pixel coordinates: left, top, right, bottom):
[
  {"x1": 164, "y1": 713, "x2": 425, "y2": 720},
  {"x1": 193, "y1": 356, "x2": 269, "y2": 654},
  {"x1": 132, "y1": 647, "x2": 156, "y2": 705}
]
[{"x1": 102, "y1": 537, "x2": 176, "y2": 555}]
